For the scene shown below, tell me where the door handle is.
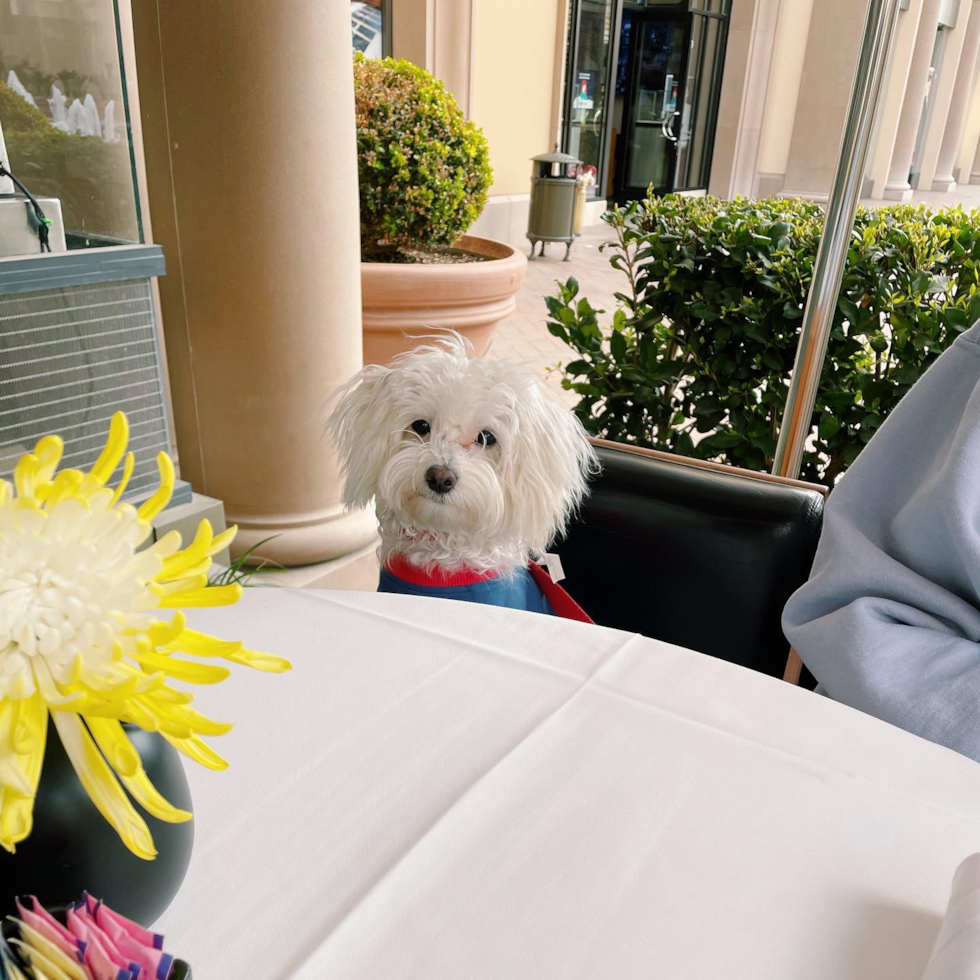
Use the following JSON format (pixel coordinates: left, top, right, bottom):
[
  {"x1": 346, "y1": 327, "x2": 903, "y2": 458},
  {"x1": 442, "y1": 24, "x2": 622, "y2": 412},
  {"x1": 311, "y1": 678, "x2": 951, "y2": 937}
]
[{"x1": 665, "y1": 110, "x2": 680, "y2": 143}]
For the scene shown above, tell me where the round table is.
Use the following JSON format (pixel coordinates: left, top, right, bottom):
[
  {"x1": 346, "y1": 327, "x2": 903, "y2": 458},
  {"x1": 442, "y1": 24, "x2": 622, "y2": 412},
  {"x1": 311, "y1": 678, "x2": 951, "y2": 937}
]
[{"x1": 154, "y1": 589, "x2": 980, "y2": 978}]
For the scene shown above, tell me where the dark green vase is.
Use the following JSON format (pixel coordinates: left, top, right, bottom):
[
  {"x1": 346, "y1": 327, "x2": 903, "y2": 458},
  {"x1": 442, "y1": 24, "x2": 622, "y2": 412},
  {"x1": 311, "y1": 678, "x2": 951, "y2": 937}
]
[{"x1": 0, "y1": 719, "x2": 194, "y2": 924}]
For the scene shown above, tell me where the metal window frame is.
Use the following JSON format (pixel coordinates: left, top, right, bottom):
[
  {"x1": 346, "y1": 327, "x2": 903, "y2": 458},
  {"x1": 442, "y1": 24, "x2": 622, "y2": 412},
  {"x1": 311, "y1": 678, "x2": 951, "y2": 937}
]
[
  {"x1": 673, "y1": 8, "x2": 730, "y2": 191},
  {"x1": 772, "y1": 0, "x2": 902, "y2": 479}
]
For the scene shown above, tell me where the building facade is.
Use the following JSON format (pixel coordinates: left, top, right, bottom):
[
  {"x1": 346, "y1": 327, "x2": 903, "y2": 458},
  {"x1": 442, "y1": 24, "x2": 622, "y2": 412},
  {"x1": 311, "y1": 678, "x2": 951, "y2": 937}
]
[{"x1": 365, "y1": 0, "x2": 980, "y2": 248}]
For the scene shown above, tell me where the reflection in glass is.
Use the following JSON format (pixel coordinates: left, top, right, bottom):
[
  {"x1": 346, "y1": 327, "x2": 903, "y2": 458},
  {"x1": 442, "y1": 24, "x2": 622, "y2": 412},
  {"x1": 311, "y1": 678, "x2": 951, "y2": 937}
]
[
  {"x1": 676, "y1": 13, "x2": 725, "y2": 190},
  {"x1": 566, "y1": 0, "x2": 615, "y2": 190},
  {"x1": 625, "y1": 18, "x2": 685, "y2": 191},
  {"x1": 0, "y1": 0, "x2": 140, "y2": 248},
  {"x1": 351, "y1": 1, "x2": 384, "y2": 57}
]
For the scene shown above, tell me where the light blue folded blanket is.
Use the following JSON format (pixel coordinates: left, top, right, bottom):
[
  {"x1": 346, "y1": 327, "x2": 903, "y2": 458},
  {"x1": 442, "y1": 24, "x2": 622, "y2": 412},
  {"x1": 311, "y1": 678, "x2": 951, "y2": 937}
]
[{"x1": 783, "y1": 322, "x2": 980, "y2": 763}]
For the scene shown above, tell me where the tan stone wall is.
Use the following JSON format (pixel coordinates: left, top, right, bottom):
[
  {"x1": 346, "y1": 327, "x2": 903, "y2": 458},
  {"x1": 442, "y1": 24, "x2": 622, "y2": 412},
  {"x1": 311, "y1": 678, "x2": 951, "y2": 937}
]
[
  {"x1": 756, "y1": 0, "x2": 815, "y2": 182},
  {"x1": 471, "y1": 0, "x2": 563, "y2": 197}
]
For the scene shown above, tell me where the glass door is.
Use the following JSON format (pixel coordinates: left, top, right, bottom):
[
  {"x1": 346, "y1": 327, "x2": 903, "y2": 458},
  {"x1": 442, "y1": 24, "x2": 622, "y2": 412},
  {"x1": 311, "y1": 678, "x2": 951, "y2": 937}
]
[
  {"x1": 675, "y1": 11, "x2": 727, "y2": 191},
  {"x1": 617, "y1": 13, "x2": 688, "y2": 201},
  {"x1": 563, "y1": 0, "x2": 621, "y2": 195}
]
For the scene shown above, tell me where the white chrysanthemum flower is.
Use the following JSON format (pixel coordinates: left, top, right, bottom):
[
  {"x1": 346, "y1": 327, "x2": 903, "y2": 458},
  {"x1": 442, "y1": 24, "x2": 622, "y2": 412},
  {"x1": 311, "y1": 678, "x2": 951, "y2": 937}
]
[{"x1": 0, "y1": 413, "x2": 290, "y2": 859}]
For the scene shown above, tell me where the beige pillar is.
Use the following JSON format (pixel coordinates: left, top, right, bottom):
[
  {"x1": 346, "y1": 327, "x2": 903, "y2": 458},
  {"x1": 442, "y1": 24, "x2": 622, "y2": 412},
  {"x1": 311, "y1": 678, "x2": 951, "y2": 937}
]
[
  {"x1": 934, "y1": 0, "x2": 980, "y2": 188},
  {"x1": 970, "y1": 85, "x2": 980, "y2": 180},
  {"x1": 916, "y1": 0, "x2": 975, "y2": 189},
  {"x1": 707, "y1": 0, "x2": 781, "y2": 199},
  {"x1": 780, "y1": 0, "x2": 869, "y2": 200},
  {"x1": 132, "y1": 0, "x2": 376, "y2": 566},
  {"x1": 954, "y1": 59, "x2": 980, "y2": 180},
  {"x1": 884, "y1": 0, "x2": 943, "y2": 199},
  {"x1": 864, "y1": 0, "x2": 927, "y2": 200},
  {"x1": 755, "y1": 0, "x2": 816, "y2": 196}
]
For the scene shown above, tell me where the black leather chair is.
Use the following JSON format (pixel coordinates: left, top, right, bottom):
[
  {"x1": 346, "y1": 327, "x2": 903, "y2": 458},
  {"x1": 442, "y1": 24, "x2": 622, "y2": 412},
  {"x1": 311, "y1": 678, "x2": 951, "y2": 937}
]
[{"x1": 559, "y1": 441, "x2": 827, "y2": 682}]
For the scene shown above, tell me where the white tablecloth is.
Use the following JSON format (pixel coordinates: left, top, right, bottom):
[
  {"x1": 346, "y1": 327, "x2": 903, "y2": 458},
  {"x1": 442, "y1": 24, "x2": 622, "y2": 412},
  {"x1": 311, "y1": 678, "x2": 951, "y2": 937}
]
[{"x1": 155, "y1": 590, "x2": 980, "y2": 979}]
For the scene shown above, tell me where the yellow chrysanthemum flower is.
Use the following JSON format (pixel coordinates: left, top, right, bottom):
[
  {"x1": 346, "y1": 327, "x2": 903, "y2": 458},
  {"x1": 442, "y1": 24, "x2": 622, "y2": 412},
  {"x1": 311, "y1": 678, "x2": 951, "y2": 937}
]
[{"x1": 0, "y1": 412, "x2": 290, "y2": 859}]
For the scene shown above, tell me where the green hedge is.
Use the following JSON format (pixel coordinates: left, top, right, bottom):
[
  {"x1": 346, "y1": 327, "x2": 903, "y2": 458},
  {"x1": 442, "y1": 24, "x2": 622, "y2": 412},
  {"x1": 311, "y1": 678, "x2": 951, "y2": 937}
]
[{"x1": 546, "y1": 196, "x2": 980, "y2": 484}]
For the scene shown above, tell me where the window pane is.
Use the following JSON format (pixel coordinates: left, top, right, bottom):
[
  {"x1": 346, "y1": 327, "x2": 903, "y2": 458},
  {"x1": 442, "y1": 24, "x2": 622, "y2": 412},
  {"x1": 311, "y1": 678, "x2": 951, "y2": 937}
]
[
  {"x1": 0, "y1": 0, "x2": 141, "y2": 251},
  {"x1": 351, "y1": 1, "x2": 384, "y2": 57},
  {"x1": 675, "y1": 13, "x2": 724, "y2": 190},
  {"x1": 566, "y1": 0, "x2": 616, "y2": 190}
]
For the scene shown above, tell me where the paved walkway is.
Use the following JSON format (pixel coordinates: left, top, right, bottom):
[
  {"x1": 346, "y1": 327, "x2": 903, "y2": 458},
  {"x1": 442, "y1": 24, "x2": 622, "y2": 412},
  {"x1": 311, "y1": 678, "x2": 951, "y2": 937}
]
[
  {"x1": 487, "y1": 223, "x2": 620, "y2": 404},
  {"x1": 863, "y1": 179, "x2": 980, "y2": 210}
]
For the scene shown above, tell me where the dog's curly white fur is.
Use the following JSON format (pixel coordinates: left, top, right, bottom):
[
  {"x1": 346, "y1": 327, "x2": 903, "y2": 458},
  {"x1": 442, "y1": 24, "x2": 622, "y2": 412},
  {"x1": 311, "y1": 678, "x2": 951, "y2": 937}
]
[{"x1": 329, "y1": 334, "x2": 598, "y2": 575}]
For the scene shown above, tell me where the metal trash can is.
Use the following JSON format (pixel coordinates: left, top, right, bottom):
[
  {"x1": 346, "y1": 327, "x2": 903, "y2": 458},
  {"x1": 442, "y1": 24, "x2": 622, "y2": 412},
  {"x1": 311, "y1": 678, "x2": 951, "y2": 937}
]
[{"x1": 527, "y1": 148, "x2": 582, "y2": 261}]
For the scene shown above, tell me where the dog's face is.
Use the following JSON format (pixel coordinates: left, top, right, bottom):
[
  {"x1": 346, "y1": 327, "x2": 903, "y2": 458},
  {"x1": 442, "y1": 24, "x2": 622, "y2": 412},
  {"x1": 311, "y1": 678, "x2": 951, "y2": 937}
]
[{"x1": 329, "y1": 338, "x2": 597, "y2": 567}]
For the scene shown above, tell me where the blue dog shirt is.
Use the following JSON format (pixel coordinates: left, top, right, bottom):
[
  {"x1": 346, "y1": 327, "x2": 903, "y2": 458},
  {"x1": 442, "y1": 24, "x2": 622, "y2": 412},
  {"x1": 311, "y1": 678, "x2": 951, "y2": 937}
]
[{"x1": 379, "y1": 555, "x2": 593, "y2": 622}]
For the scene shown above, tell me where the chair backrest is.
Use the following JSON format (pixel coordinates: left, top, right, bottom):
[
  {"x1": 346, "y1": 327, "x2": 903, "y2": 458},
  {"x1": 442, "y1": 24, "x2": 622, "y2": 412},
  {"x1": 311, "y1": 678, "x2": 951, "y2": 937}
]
[{"x1": 558, "y1": 440, "x2": 827, "y2": 681}]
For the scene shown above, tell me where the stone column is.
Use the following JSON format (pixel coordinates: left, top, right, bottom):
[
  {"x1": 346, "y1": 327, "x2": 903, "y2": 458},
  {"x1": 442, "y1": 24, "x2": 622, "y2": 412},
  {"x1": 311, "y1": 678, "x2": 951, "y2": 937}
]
[
  {"x1": 132, "y1": 0, "x2": 377, "y2": 568},
  {"x1": 780, "y1": 0, "x2": 870, "y2": 200},
  {"x1": 934, "y1": 0, "x2": 980, "y2": 189},
  {"x1": 970, "y1": 99, "x2": 980, "y2": 181},
  {"x1": 916, "y1": 0, "x2": 978, "y2": 189},
  {"x1": 884, "y1": 0, "x2": 944, "y2": 199},
  {"x1": 864, "y1": 0, "x2": 926, "y2": 201}
]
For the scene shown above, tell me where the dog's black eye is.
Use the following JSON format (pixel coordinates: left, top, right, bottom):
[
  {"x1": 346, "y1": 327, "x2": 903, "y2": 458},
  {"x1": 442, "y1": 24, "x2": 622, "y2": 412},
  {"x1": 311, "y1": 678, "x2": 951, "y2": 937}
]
[
  {"x1": 477, "y1": 430, "x2": 496, "y2": 448},
  {"x1": 410, "y1": 419, "x2": 430, "y2": 437}
]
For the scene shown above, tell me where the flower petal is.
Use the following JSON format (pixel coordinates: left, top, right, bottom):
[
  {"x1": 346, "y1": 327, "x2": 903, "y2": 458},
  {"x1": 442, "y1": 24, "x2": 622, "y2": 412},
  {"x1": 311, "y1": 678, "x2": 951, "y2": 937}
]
[
  {"x1": 134, "y1": 652, "x2": 231, "y2": 685},
  {"x1": 88, "y1": 411, "x2": 129, "y2": 483},
  {"x1": 158, "y1": 584, "x2": 243, "y2": 609},
  {"x1": 85, "y1": 717, "x2": 141, "y2": 778},
  {"x1": 0, "y1": 707, "x2": 45, "y2": 851},
  {"x1": 108, "y1": 451, "x2": 135, "y2": 507},
  {"x1": 162, "y1": 733, "x2": 228, "y2": 771},
  {"x1": 136, "y1": 452, "x2": 175, "y2": 522},
  {"x1": 117, "y1": 766, "x2": 192, "y2": 824},
  {"x1": 51, "y1": 712, "x2": 156, "y2": 860}
]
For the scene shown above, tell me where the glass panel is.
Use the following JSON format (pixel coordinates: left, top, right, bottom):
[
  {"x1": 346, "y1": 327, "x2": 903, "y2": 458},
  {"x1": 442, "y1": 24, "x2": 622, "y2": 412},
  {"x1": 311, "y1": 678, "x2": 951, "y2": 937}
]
[
  {"x1": 0, "y1": 0, "x2": 140, "y2": 252},
  {"x1": 675, "y1": 14, "x2": 725, "y2": 190},
  {"x1": 350, "y1": 1, "x2": 384, "y2": 57},
  {"x1": 625, "y1": 18, "x2": 685, "y2": 190},
  {"x1": 566, "y1": 0, "x2": 615, "y2": 189},
  {"x1": 690, "y1": 0, "x2": 730, "y2": 12}
]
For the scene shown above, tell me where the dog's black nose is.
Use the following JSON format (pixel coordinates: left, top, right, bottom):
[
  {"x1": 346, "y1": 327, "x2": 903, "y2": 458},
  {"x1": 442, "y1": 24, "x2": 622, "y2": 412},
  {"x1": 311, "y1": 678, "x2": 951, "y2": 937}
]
[{"x1": 425, "y1": 466, "x2": 457, "y2": 495}]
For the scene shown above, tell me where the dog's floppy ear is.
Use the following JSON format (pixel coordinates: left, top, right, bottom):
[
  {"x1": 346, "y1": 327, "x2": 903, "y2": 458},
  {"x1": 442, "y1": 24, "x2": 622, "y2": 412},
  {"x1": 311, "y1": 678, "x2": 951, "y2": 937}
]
[
  {"x1": 327, "y1": 364, "x2": 393, "y2": 509},
  {"x1": 505, "y1": 383, "x2": 600, "y2": 556}
]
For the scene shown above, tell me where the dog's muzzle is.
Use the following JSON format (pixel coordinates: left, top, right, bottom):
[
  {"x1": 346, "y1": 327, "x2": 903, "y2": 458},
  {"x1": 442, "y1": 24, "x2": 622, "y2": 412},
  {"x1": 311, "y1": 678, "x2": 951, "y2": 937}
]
[{"x1": 425, "y1": 465, "x2": 457, "y2": 496}]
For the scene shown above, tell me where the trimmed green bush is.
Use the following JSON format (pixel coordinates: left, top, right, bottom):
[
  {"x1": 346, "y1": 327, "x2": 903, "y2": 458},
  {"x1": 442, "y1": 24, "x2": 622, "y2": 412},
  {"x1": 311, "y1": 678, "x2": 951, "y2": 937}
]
[
  {"x1": 354, "y1": 53, "x2": 492, "y2": 258},
  {"x1": 547, "y1": 196, "x2": 980, "y2": 484},
  {"x1": 0, "y1": 81, "x2": 51, "y2": 133}
]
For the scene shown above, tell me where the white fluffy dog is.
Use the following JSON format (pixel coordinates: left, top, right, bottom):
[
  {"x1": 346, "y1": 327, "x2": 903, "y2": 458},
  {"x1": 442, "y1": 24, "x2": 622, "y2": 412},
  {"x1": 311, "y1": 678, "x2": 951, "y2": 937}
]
[{"x1": 329, "y1": 335, "x2": 598, "y2": 614}]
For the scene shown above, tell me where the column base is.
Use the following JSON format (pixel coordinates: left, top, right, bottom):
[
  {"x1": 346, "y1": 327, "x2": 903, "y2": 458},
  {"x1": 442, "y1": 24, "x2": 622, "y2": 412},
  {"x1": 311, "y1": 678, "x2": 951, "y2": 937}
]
[
  {"x1": 882, "y1": 181, "x2": 914, "y2": 202},
  {"x1": 250, "y1": 537, "x2": 381, "y2": 590},
  {"x1": 227, "y1": 505, "x2": 378, "y2": 567},
  {"x1": 931, "y1": 175, "x2": 957, "y2": 192},
  {"x1": 970, "y1": 171, "x2": 980, "y2": 185}
]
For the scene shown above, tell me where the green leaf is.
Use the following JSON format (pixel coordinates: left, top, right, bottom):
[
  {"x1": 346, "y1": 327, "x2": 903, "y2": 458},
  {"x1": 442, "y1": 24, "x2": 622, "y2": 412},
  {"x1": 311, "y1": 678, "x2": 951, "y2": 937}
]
[
  {"x1": 701, "y1": 431, "x2": 742, "y2": 450},
  {"x1": 610, "y1": 329, "x2": 627, "y2": 361},
  {"x1": 818, "y1": 413, "x2": 840, "y2": 440},
  {"x1": 762, "y1": 350, "x2": 783, "y2": 372}
]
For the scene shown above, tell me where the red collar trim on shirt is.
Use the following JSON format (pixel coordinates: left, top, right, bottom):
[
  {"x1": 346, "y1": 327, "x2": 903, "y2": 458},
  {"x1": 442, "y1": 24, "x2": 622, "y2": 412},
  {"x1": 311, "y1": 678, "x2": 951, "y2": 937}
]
[{"x1": 384, "y1": 553, "x2": 501, "y2": 587}]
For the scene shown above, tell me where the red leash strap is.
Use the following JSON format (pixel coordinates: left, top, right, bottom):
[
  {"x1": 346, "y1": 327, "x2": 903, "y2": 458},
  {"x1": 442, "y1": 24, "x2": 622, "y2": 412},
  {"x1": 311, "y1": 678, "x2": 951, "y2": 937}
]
[{"x1": 528, "y1": 563, "x2": 594, "y2": 624}]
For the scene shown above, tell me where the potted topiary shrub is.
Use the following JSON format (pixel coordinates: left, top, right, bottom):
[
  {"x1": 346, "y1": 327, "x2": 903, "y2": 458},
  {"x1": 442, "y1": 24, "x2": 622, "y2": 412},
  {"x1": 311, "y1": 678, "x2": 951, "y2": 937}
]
[{"x1": 354, "y1": 54, "x2": 527, "y2": 365}]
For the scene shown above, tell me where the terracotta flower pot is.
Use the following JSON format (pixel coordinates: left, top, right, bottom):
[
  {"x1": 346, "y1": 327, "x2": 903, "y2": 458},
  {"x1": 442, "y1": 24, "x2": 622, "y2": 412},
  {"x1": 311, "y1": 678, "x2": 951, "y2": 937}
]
[{"x1": 360, "y1": 235, "x2": 528, "y2": 366}]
